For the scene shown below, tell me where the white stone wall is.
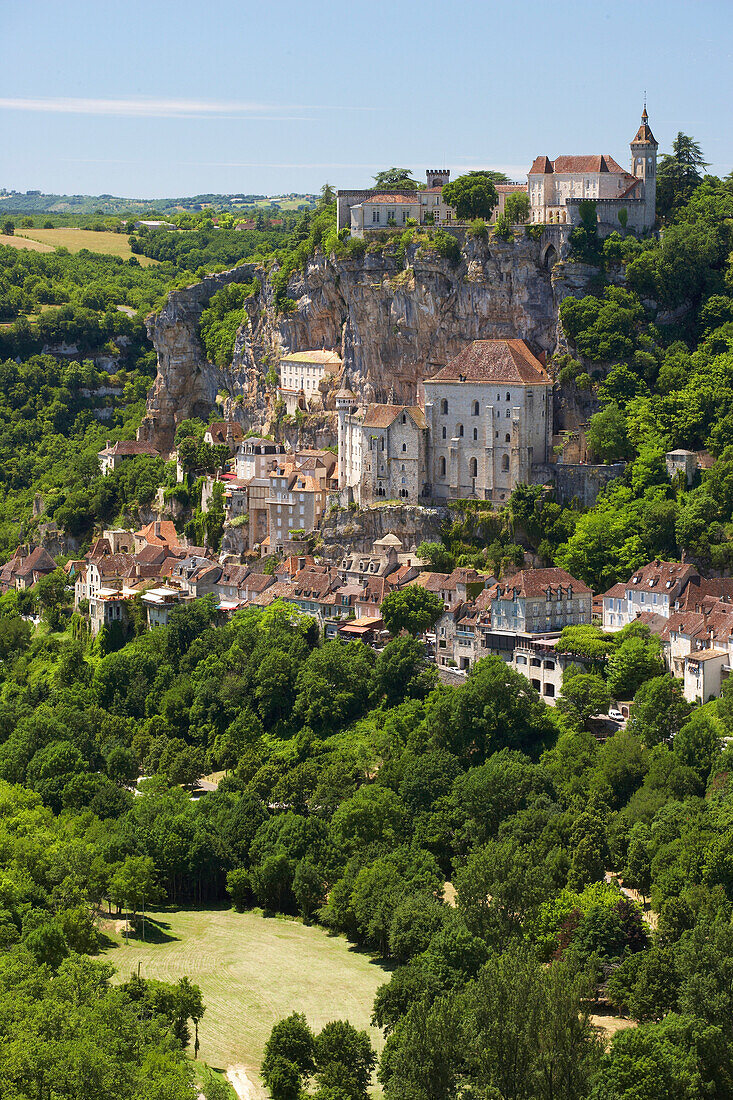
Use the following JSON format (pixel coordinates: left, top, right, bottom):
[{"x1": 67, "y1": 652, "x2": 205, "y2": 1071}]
[{"x1": 424, "y1": 380, "x2": 551, "y2": 502}]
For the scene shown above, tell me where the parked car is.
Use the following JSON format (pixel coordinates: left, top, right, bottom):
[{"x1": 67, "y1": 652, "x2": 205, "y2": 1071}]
[{"x1": 608, "y1": 708, "x2": 624, "y2": 722}]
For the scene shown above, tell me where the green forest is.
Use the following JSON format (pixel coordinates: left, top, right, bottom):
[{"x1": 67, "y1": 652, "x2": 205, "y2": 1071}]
[{"x1": 1, "y1": 588, "x2": 733, "y2": 1099}]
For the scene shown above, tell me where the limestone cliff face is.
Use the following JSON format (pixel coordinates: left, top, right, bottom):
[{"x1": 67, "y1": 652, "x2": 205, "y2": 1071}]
[
  {"x1": 141, "y1": 231, "x2": 598, "y2": 451},
  {"x1": 319, "y1": 503, "x2": 447, "y2": 559}
]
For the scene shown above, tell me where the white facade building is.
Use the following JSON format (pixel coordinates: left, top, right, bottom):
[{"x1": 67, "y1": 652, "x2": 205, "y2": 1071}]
[{"x1": 278, "y1": 349, "x2": 342, "y2": 413}]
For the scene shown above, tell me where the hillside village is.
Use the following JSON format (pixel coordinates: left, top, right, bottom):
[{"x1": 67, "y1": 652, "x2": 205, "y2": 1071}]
[{"x1": 4, "y1": 103, "x2": 732, "y2": 715}]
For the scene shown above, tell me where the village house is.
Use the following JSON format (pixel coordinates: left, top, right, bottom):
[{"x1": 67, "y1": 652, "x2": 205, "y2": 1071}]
[
  {"x1": 267, "y1": 463, "x2": 326, "y2": 553},
  {"x1": 0, "y1": 545, "x2": 57, "y2": 593},
  {"x1": 486, "y1": 568, "x2": 593, "y2": 634},
  {"x1": 203, "y1": 421, "x2": 245, "y2": 453},
  {"x1": 142, "y1": 586, "x2": 190, "y2": 628},
  {"x1": 601, "y1": 560, "x2": 702, "y2": 631},
  {"x1": 98, "y1": 439, "x2": 160, "y2": 476},
  {"x1": 233, "y1": 438, "x2": 286, "y2": 481}
]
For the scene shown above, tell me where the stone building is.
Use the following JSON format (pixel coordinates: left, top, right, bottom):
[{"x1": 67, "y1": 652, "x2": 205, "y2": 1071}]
[
  {"x1": 339, "y1": 169, "x2": 528, "y2": 237},
  {"x1": 337, "y1": 394, "x2": 430, "y2": 505},
  {"x1": 527, "y1": 107, "x2": 657, "y2": 232},
  {"x1": 423, "y1": 339, "x2": 553, "y2": 504},
  {"x1": 98, "y1": 439, "x2": 160, "y2": 476}
]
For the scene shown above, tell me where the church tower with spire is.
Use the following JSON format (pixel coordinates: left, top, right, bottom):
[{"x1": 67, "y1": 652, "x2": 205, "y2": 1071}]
[{"x1": 630, "y1": 103, "x2": 658, "y2": 229}]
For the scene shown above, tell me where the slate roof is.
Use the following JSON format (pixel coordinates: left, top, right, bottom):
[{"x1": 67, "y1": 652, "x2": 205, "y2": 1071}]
[{"x1": 427, "y1": 340, "x2": 550, "y2": 385}]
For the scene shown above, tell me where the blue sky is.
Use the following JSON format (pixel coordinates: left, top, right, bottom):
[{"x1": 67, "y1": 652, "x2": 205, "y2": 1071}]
[{"x1": 3, "y1": 0, "x2": 732, "y2": 198}]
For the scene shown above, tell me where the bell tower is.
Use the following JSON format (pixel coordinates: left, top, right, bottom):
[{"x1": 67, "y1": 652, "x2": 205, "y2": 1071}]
[{"x1": 630, "y1": 103, "x2": 658, "y2": 228}]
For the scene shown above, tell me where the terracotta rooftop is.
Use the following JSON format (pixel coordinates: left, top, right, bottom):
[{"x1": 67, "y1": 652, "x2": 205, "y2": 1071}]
[
  {"x1": 427, "y1": 340, "x2": 550, "y2": 385},
  {"x1": 99, "y1": 440, "x2": 160, "y2": 457},
  {"x1": 529, "y1": 154, "x2": 626, "y2": 175},
  {"x1": 363, "y1": 404, "x2": 429, "y2": 430},
  {"x1": 206, "y1": 421, "x2": 245, "y2": 445},
  {"x1": 135, "y1": 520, "x2": 180, "y2": 548}
]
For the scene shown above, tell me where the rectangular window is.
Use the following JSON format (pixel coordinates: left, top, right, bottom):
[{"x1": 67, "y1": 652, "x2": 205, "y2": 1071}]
[{"x1": 372, "y1": 208, "x2": 379, "y2": 223}]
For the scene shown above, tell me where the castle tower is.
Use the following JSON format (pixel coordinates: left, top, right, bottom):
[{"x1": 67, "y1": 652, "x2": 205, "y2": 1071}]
[
  {"x1": 426, "y1": 168, "x2": 450, "y2": 190},
  {"x1": 630, "y1": 104, "x2": 658, "y2": 229}
]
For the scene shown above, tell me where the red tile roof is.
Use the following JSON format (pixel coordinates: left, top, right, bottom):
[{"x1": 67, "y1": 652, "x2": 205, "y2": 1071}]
[
  {"x1": 493, "y1": 567, "x2": 592, "y2": 598},
  {"x1": 427, "y1": 340, "x2": 550, "y2": 385},
  {"x1": 363, "y1": 404, "x2": 429, "y2": 430},
  {"x1": 99, "y1": 440, "x2": 160, "y2": 457}
]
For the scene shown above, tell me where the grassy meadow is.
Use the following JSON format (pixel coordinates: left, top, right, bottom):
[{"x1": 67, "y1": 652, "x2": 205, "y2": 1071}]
[{"x1": 104, "y1": 907, "x2": 388, "y2": 1091}]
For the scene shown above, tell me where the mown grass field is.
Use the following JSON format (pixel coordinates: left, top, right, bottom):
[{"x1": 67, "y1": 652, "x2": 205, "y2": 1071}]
[
  {"x1": 104, "y1": 907, "x2": 388, "y2": 1091},
  {"x1": 14, "y1": 228, "x2": 159, "y2": 264}
]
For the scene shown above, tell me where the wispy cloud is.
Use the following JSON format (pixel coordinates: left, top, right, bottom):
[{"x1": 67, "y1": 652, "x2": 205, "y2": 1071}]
[{"x1": 0, "y1": 96, "x2": 317, "y2": 119}]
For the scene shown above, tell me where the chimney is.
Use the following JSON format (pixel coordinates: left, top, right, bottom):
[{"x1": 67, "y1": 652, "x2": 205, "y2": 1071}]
[
  {"x1": 154, "y1": 521, "x2": 161, "y2": 537},
  {"x1": 106, "y1": 440, "x2": 111, "y2": 450}
]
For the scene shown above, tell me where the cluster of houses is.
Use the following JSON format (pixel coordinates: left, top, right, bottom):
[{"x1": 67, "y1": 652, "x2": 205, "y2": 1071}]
[{"x1": 4, "y1": 517, "x2": 733, "y2": 708}]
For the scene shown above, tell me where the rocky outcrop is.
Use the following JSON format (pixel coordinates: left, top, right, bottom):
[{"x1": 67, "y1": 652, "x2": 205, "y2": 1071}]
[
  {"x1": 139, "y1": 265, "x2": 264, "y2": 451},
  {"x1": 318, "y1": 503, "x2": 447, "y2": 559},
  {"x1": 140, "y1": 232, "x2": 602, "y2": 451}
]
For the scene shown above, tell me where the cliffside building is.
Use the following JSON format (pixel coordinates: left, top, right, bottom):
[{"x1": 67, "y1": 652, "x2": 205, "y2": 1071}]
[
  {"x1": 337, "y1": 340, "x2": 552, "y2": 506},
  {"x1": 278, "y1": 349, "x2": 343, "y2": 413},
  {"x1": 528, "y1": 107, "x2": 657, "y2": 231},
  {"x1": 337, "y1": 391, "x2": 430, "y2": 504}
]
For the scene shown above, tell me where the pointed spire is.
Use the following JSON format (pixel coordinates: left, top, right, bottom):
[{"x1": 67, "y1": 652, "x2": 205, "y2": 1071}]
[{"x1": 631, "y1": 101, "x2": 657, "y2": 148}]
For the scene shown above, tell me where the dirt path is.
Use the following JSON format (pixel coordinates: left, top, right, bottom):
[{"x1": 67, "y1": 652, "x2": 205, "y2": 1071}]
[{"x1": 226, "y1": 1065, "x2": 264, "y2": 1100}]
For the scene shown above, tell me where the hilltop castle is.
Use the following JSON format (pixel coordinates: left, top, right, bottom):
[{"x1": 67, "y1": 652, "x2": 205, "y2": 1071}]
[
  {"x1": 528, "y1": 107, "x2": 658, "y2": 231},
  {"x1": 337, "y1": 107, "x2": 658, "y2": 237}
]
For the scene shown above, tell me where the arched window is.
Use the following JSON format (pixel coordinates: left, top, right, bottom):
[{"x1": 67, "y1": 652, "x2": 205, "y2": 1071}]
[
  {"x1": 442, "y1": 426, "x2": 447, "y2": 440},
  {"x1": 402, "y1": 443, "x2": 407, "y2": 452},
  {"x1": 501, "y1": 454, "x2": 509, "y2": 471},
  {"x1": 458, "y1": 424, "x2": 464, "y2": 437},
  {"x1": 440, "y1": 399, "x2": 448, "y2": 415},
  {"x1": 439, "y1": 456, "x2": 446, "y2": 477},
  {"x1": 402, "y1": 413, "x2": 407, "y2": 424},
  {"x1": 469, "y1": 457, "x2": 478, "y2": 477},
  {"x1": 505, "y1": 433, "x2": 511, "y2": 442},
  {"x1": 472, "y1": 400, "x2": 480, "y2": 416},
  {"x1": 506, "y1": 392, "x2": 510, "y2": 401},
  {"x1": 473, "y1": 428, "x2": 478, "y2": 441}
]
